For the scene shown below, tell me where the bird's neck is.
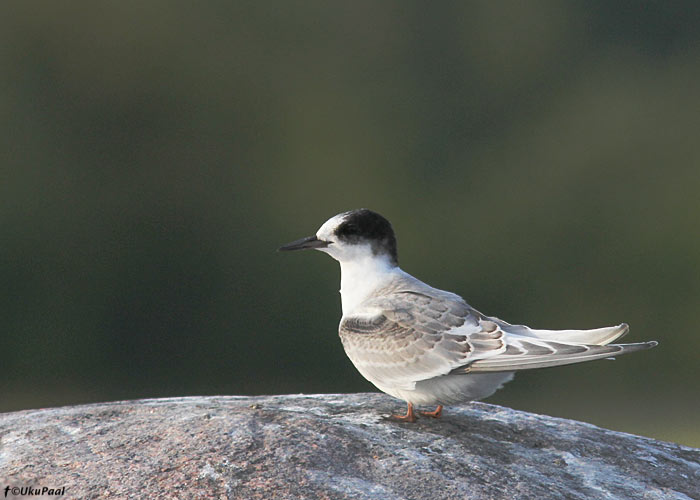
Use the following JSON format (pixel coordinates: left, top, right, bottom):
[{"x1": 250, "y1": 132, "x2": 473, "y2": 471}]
[{"x1": 339, "y1": 255, "x2": 397, "y2": 315}]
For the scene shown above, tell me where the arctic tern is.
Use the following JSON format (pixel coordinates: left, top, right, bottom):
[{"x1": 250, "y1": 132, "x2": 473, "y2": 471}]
[{"x1": 279, "y1": 209, "x2": 657, "y2": 422}]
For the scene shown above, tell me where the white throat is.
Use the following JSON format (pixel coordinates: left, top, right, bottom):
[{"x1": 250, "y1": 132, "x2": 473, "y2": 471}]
[{"x1": 338, "y1": 254, "x2": 397, "y2": 315}]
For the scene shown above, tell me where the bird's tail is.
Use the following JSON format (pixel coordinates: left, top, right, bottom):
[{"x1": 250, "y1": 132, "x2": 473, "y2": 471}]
[
  {"x1": 465, "y1": 321, "x2": 657, "y2": 373},
  {"x1": 498, "y1": 321, "x2": 630, "y2": 345}
]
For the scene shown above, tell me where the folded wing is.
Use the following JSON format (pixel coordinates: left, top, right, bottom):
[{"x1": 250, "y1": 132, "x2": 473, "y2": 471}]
[
  {"x1": 339, "y1": 290, "x2": 505, "y2": 390},
  {"x1": 339, "y1": 289, "x2": 657, "y2": 388}
]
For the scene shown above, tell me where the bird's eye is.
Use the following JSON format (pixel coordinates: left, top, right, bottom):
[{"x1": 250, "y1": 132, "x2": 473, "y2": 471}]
[{"x1": 338, "y1": 223, "x2": 357, "y2": 236}]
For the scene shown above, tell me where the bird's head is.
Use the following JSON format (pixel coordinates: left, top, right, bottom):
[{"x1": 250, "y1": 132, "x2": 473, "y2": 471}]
[{"x1": 278, "y1": 208, "x2": 398, "y2": 267}]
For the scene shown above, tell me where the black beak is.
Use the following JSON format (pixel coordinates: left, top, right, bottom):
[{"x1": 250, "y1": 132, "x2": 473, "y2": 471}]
[{"x1": 278, "y1": 235, "x2": 329, "y2": 252}]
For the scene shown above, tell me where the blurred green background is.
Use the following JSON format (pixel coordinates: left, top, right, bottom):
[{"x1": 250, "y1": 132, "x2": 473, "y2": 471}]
[{"x1": 1, "y1": 2, "x2": 698, "y2": 447}]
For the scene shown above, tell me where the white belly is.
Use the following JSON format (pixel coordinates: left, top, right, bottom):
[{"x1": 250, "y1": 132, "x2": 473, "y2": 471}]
[{"x1": 372, "y1": 372, "x2": 515, "y2": 406}]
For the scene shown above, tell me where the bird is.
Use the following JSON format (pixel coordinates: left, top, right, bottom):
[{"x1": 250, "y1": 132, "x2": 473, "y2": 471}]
[{"x1": 278, "y1": 209, "x2": 658, "y2": 422}]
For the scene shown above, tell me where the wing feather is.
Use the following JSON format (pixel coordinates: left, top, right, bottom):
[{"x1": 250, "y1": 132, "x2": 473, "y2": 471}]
[
  {"x1": 464, "y1": 340, "x2": 657, "y2": 372},
  {"x1": 339, "y1": 283, "x2": 657, "y2": 390},
  {"x1": 339, "y1": 291, "x2": 505, "y2": 390}
]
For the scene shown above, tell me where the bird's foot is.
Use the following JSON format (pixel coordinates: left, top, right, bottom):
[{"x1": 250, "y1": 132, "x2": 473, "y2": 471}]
[
  {"x1": 419, "y1": 405, "x2": 443, "y2": 419},
  {"x1": 383, "y1": 402, "x2": 417, "y2": 423}
]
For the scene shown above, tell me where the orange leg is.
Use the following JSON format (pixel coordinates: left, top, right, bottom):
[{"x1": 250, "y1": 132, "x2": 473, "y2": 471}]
[
  {"x1": 419, "y1": 405, "x2": 443, "y2": 419},
  {"x1": 385, "y1": 402, "x2": 417, "y2": 423}
]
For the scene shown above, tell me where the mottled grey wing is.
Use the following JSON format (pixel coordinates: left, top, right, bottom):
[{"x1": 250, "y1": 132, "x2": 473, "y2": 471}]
[
  {"x1": 460, "y1": 338, "x2": 657, "y2": 372},
  {"x1": 339, "y1": 291, "x2": 506, "y2": 390}
]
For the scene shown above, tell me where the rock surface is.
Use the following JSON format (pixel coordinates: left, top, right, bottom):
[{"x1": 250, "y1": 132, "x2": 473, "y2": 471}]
[{"x1": 0, "y1": 394, "x2": 698, "y2": 499}]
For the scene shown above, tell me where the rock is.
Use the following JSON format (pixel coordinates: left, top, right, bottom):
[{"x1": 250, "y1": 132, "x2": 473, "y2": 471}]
[{"x1": 0, "y1": 394, "x2": 697, "y2": 499}]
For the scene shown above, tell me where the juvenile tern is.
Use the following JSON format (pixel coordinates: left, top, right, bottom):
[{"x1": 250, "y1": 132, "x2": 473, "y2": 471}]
[{"x1": 279, "y1": 209, "x2": 658, "y2": 422}]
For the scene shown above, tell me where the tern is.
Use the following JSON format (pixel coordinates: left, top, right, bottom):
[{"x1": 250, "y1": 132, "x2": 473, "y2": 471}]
[{"x1": 279, "y1": 209, "x2": 657, "y2": 422}]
